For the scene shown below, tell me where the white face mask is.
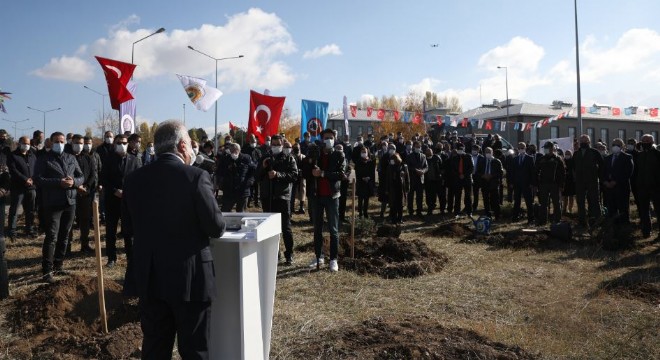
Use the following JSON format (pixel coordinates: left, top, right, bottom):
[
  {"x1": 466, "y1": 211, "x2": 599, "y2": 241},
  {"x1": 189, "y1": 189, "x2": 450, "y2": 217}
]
[
  {"x1": 414, "y1": 148, "x2": 421, "y2": 153},
  {"x1": 486, "y1": 153, "x2": 493, "y2": 159},
  {"x1": 390, "y1": 159, "x2": 395, "y2": 165},
  {"x1": 283, "y1": 148, "x2": 292, "y2": 155},
  {"x1": 271, "y1": 146, "x2": 282, "y2": 155},
  {"x1": 456, "y1": 150, "x2": 465, "y2": 155},
  {"x1": 52, "y1": 142, "x2": 65, "y2": 154},
  {"x1": 72, "y1": 143, "x2": 83, "y2": 154},
  {"x1": 388, "y1": 149, "x2": 395, "y2": 155},
  {"x1": 148, "y1": 146, "x2": 155, "y2": 155},
  {"x1": 265, "y1": 141, "x2": 271, "y2": 146},
  {"x1": 19, "y1": 144, "x2": 30, "y2": 152},
  {"x1": 611, "y1": 146, "x2": 621, "y2": 154},
  {"x1": 115, "y1": 144, "x2": 127, "y2": 155},
  {"x1": 187, "y1": 143, "x2": 196, "y2": 166},
  {"x1": 105, "y1": 137, "x2": 114, "y2": 145},
  {"x1": 230, "y1": 153, "x2": 239, "y2": 160},
  {"x1": 250, "y1": 142, "x2": 257, "y2": 148},
  {"x1": 324, "y1": 138, "x2": 334, "y2": 149},
  {"x1": 626, "y1": 144, "x2": 634, "y2": 151},
  {"x1": 361, "y1": 152, "x2": 368, "y2": 159},
  {"x1": 192, "y1": 147, "x2": 199, "y2": 155},
  {"x1": 83, "y1": 144, "x2": 92, "y2": 152}
]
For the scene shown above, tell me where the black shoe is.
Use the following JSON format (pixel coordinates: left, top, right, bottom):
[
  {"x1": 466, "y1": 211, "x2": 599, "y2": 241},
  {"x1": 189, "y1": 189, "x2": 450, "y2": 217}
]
[
  {"x1": 106, "y1": 260, "x2": 116, "y2": 268},
  {"x1": 43, "y1": 273, "x2": 56, "y2": 284}
]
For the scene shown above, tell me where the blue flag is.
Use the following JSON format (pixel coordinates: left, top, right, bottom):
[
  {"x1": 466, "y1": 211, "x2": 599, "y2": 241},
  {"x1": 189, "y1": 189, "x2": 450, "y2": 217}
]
[
  {"x1": 403, "y1": 111, "x2": 411, "y2": 123},
  {"x1": 301, "y1": 99, "x2": 329, "y2": 141},
  {"x1": 624, "y1": 107, "x2": 633, "y2": 115}
]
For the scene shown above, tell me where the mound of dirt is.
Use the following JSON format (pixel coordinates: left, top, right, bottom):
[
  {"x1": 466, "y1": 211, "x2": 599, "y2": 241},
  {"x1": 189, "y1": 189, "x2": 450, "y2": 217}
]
[
  {"x1": 8, "y1": 275, "x2": 142, "y2": 359},
  {"x1": 376, "y1": 224, "x2": 401, "y2": 238},
  {"x1": 592, "y1": 219, "x2": 639, "y2": 250},
  {"x1": 286, "y1": 317, "x2": 537, "y2": 359},
  {"x1": 341, "y1": 237, "x2": 448, "y2": 278},
  {"x1": 429, "y1": 221, "x2": 472, "y2": 238},
  {"x1": 476, "y1": 230, "x2": 548, "y2": 249}
]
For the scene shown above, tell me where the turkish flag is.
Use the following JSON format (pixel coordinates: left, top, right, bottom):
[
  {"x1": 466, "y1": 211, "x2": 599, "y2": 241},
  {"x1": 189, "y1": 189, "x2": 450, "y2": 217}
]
[
  {"x1": 650, "y1": 108, "x2": 659, "y2": 117},
  {"x1": 393, "y1": 110, "x2": 401, "y2": 121},
  {"x1": 485, "y1": 120, "x2": 492, "y2": 130},
  {"x1": 612, "y1": 107, "x2": 621, "y2": 116},
  {"x1": 350, "y1": 105, "x2": 357, "y2": 117},
  {"x1": 436, "y1": 115, "x2": 443, "y2": 125},
  {"x1": 377, "y1": 109, "x2": 385, "y2": 120},
  {"x1": 367, "y1": 107, "x2": 373, "y2": 117},
  {"x1": 247, "y1": 90, "x2": 286, "y2": 144},
  {"x1": 580, "y1": 106, "x2": 586, "y2": 114},
  {"x1": 229, "y1": 121, "x2": 238, "y2": 131},
  {"x1": 413, "y1": 113, "x2": 422, "y2": 124},
  {"x1": 95, "y1": 56, "x2": 136, "y2": 110},
  {"x1": 461, "y1": 118, "x2": 468, "y2": 127}
]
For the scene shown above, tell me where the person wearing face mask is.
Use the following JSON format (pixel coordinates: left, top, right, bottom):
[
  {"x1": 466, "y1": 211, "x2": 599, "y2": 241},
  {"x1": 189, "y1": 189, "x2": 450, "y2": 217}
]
[
  {"x1": 256, "y1": 135, "x2": 298, "y2": 265},
  {"x1": 7, "y1": 136, "x2": 37, "y2": 240},
  {"x1": 573, "y1": 134, "x2": 605, "y2": 229},
  {"x1": 309, "y1": 129, "x2": 345, "y2": 271},
  {"x1": 30, "y1": 130, "x2": 45, "y2": 154},
  {"x1": 510, "y1": 142, "x2": 535, "y2": 223},
  {"x1": 470, "y1": 144, "x2": 485, "y2": 213},
  {"x1": 128, "y1": 133, "x2": 142, "y2": 157},
  {"x1": 335, "y1": 143, "x2": 352, "y2": 224},
  {"x1": 396, "y1": 135, "x2": 406, "y2": 154},
  {"x1": 289, "y1": 143, "x2": 307, "y2": 215},
  {"x1": 632, "y1": 134, "x2": 660, "y2": 239},
  {"x1": 601, "y1": 138, "x2": 633, "y2": 226},
  {"x1": 121, "y1": 120, "x2": 225, "y2": 359},
  {"x1": 403, "y1": 140, "x2": 413, "y2": 158},
  {"x1": 386, "y1": 152, "x2": 410, "y2": 224},
  {"x1": 377, "y1": 143, "x2": 396, "y2": 220},
  {"x1": 142, "y1": 141, "x2": 156, "y2": 166},
  {"x1": 64, "y1": 134, "x2": 97, "y2": 254},
  {"x1": 63, "y1": 132, "x2": 74, "y2": 154},
  {"x1": 405, "y1": 141, "x2": 428, "y2": 218},
  {"x1": 95, "y1": 131, "x2": 115, "y2": 221},
  {"x1": 562, "y1": 150, "x2": 576, "y2": 214},
  {"x1": 101, "y1": 134, "x2": 142, "y2": 268},
  {"x1": 534, "y1": 142, "x2": 566, "y2": 226},
  {"x1": 625, "y1": 138, "x2": 639, "y2": 205},
  {"x1": 83, "y1": 136, "x2": 102, "y2": 204},
  {"x1": 259, "y1": 135, "x2": 272, "y2": 155},
  {"x1": 354, "y1": 147, "x2": 375, "y2": 219},
  {"x1": 300, "y1": 131, "x2": 312, "y2": 156},
  {"x1": 449, "y1": 143, "x2": 474, "y2": 216},
  {"x1": 423, "y1": 148, "x2": 443, "y2": 217},
  {"x1": 476, "y1": 147, "x2": 503, "y2": 219},
  {"x1": 241, "y1": 134, "x2": 262, "y2": 208},
  {"x1": 34, "y1": 132, "x2": 84, "y2": 283},
  {"x1": 216, "y1": 143, "x2": 255, "y2": 213}
]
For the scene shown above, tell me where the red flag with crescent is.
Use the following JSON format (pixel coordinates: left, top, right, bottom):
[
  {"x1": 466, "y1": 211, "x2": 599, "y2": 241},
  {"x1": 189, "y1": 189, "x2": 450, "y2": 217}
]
[
  {"x1": 367, "y1": 107, "x2": 373, "y2": 117},
  {"x1": 247, "y1": 90, "x2": 285, "y2": 144},
  {"x1": 485, "y1": 120, "x2": 492, "y2": 130},
  {"x1": 350, "y1": 105, "x2": 357, "y2": 117},
  {"x1": 650, "y1": 108, "x2": 659, "y2": 117},
  {"x1": 95, "y1": 56, "x2": 136, "y2": 110},
  {"x1": 413, "y1": 113, "x2": 422, "y2": 124},
  {"x1": 394, "y1": 110, "x2": 401, "y2": 121},
  {"x1": 377, "y1": 109, "x2": 385, "y2": 120},
  {"x1": 436, "y1": 115, "x2": 443, "y2": 125}
]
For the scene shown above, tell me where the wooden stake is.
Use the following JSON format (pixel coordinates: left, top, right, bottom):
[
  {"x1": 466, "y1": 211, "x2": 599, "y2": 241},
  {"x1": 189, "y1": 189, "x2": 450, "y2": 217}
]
[
  {"x1": 92, "y1": 199, "x2": 108, "y2": 334},
  {"x1": 351, "y1": 179, "x2": 356, "y2": 259}
]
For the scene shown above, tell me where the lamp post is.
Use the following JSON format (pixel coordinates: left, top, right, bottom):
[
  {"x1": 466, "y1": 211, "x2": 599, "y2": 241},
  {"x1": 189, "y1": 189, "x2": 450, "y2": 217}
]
[
  {"x1": 497, "y1": 66, "x2": 510, "y2": 141},
  {"x1": 132, "y1": 27, "x2": 165, "y2": 64},
  {"x1": 574, "y1": 0, "x2": 583, "y2": 135},
  {"x1": 2, "y1": 118, "x2": 29, "y2": 140},
  {"x1": 27, "y1": 106, "x2": 61, "y2": 136},
  {"x1": 188, "y1": 45, "x2": 244, "y2": 153},
  {"x1": 83, "y1": 85, "x2": 107, "y2": 132}
]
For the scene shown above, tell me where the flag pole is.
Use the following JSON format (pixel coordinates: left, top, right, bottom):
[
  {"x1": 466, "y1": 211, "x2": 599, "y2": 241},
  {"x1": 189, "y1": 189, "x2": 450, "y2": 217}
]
[{"x1": 92, "y1": 199, "x2": 108, "y2": 334}]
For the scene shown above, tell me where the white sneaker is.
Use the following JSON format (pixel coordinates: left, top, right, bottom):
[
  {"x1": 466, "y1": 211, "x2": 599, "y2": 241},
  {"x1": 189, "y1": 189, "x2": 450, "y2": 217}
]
[
  {"x1": 308, "y1": 257, "x2": 325, "y2": 268},
  {"x1": 329, "y1": 259, "x2": 339, "y2": 272}
]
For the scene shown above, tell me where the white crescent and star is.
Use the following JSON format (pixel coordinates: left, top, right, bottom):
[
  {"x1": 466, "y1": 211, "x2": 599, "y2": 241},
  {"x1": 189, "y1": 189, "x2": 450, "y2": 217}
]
[
  {"x1": 253, "y1": 105, "x2": 271, "y2": 124},
  {"x1": 104, "y1": 65, "x2": 122, "y2": 79}
]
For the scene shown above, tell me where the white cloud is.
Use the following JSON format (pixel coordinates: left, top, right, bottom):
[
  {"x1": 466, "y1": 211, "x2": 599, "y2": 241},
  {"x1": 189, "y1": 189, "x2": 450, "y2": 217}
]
[
  {"x1": 31, "y1": 8, "x2": 297, "y2": 91},
  {"x1": 303, "y1": 44, "x2": 342, "y2": 59},
  {"x1": 407, "y1": 78, "x2": 444, "y2": 95},
  {"x1": 478, "y1": 36, "x2": 545, "y2": 73},
  {"x1": 109, "y1": 14, "x2": 140, "y2": 34},
  {"x1": 30, "y1": 56, "x2": 94, "y2": 82}
]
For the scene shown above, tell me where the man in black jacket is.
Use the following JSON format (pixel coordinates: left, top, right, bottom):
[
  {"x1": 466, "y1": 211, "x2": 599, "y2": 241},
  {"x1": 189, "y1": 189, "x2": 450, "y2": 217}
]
[
  {"x1": 602, "y1": 138, "x2": 634, "y2": 224},
  {"x1": 217, "y1": 143, "x2": 255, "y2": 212},
  {"x1": 477, "y1": 147, "x2": 504, "y2": 219},
  {"x1": 574, "y1": 134, "x2": 605, "y2": 228},
  {"x1": 309, "y1": 129, "x2": 345, "y2": 272},
  {"x1": 67, "y1": 134, "x2": 97, "y2": 253},
  {"x1": 102, "y1": 134, "x2": 142, "y2": 267},
  {"x1": 242, "y1": 134, "x2": 262, "y2": 207},
  {"x1": 511, "y1": 142, "x2": 536, "y2": 223},
  {"x1": 122, "y1": 120, "x2": 225, "y2": 359},
  {"x1": 34, "y1": 132, "x2": 84, "y2": 283},
  {"x1": 7, "y1": 136, "x2": 37, "y2": 239},
  {"x1": 406, "y1": 141, "x2": 428, "y2": 217},
  {"x1": 96, "y1": 131, "x2": 115, "y2": 223},
  {"x1": 256, "y1": 135, "x2": 298, "y2": 265},
  {"x1": 424, "y1": 147, "x2": 443, "y2": 216},
  {"x1": 633, "y1": 134, "x2": 660, "y2": 238},
  {"x1": 449, "y1": 143, "x2": 474, "y2": 216},
  {"x1": 534, "y1": 142, "x2": 566, "y2": 225},
  {"x1": 0, "y1": 132, "x2": 10, "y2": 298}
]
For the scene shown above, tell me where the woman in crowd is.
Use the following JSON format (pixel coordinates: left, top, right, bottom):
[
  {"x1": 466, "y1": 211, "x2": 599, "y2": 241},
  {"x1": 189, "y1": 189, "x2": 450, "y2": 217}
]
[{"x1": 354, "y1": 146, "x2": 376, "y2": 219}]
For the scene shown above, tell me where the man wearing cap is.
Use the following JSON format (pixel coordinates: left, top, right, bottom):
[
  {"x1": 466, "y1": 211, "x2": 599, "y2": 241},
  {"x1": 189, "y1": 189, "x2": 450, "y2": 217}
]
[{"x1": 534, "y1": 142, "x2": 566, "y2": 225}]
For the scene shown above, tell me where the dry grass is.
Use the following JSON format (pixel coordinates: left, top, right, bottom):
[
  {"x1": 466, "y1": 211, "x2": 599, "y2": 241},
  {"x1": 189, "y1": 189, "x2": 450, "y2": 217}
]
[{"x1": 0, "y1": 200, "x2": 658, "y2": 359}]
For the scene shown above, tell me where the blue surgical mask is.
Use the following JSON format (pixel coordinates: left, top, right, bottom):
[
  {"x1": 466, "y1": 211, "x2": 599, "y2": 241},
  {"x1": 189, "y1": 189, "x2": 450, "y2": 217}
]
[{"x1": 52, "y1": 142, "x2": 65, "y2": 154}]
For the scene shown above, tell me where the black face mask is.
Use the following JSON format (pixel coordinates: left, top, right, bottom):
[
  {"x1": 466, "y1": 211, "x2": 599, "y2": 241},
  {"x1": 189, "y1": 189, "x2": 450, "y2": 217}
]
[
  {"x1": 641, "y1": 143, "x2": 653, "y2": 151},
  {"x1": 580, "y1": 142, "x2": 589, "y2": 149}
]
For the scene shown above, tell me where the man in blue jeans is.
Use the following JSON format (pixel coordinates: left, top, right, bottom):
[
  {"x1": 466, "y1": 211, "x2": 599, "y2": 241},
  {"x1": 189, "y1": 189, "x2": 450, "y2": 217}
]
[{"x1": 310, "y1": 129, "x2": 346, "y2": 272}]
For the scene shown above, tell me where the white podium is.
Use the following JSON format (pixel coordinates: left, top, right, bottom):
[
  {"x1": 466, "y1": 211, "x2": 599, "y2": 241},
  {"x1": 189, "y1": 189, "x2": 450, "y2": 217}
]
[{"x1": 209, "y1": 213, "x2": 281, "y2": 360}]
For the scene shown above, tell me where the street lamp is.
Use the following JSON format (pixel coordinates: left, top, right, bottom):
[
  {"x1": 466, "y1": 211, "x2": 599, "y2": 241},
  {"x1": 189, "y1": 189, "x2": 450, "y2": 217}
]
[
  {"x1": 188, "y1": 45, "x2": 244, "y2": 152},
  {"x1": 132, "y1": 27, "x2": 165, "y2": 64},
  {"x1": 497, "y1": 66, "x2": 510, "y2": 141},
  {"x1": 574, "y1": 0, "x2": 583, "y2": 135},
  {"x1": 2, "y1": 118, "x2": 29, "y2": 140},
  {"x1": 83, "y1": 85, "x2": 107, "y2": 130},
  {"x1": 27, "y1": 106, "x2": 61, "y2": 136}
]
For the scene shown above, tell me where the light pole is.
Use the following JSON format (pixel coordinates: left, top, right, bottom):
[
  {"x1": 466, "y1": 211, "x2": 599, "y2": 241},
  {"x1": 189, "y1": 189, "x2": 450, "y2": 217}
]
[
  {"x1": 83, "y1": 85, "x2": 107, "y2": 132},
  {"x1": 132, "y1": 27, "x2": 166, "y2": 64},
  {"x1": 188, "y1": 45, "x2": 244, "y2": 153},
  {"x1": 183, "y1": 103, "x2": 186, "y2": 125},
  {"x1": 2, "y1": 118, "x2": 29, "y2": 140},
  {"x1": 574, "y1": 0, "x2": 583, "y2": 135},
  {"x1": 497, "y1": 66, "x2": 510, "y2": 141},
  {"x1": 27, "y1": 106, "x2": 61, "y2": 136}
]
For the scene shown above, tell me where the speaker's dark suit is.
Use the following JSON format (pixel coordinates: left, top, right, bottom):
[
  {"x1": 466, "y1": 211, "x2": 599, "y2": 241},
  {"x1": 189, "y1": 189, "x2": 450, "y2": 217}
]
[
  {"x1": 510, "y1": 154, "x2": 535, "y2": 221},
  {"x1": 603, "y1": 152, "x2": 633, "y2": 222},
  {"x1": 122, "y1": 153, "x2": 225, "y2": 360}
]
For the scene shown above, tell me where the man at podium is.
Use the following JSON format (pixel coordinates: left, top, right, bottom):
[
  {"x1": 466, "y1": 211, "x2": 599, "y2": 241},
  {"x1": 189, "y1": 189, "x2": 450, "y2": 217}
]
[{"x1": 122, "y1": 120, "x2": 226, "y2": 360}]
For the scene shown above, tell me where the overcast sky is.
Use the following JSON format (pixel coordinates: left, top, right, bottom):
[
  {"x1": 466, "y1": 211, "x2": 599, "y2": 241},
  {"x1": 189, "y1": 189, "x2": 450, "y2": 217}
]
[{"x1": 2, "y1": 0, "x2": 660, "y2": 137}]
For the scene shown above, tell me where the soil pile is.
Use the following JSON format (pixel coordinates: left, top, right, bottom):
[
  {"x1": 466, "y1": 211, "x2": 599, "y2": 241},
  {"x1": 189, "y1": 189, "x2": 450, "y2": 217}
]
[
  {"x1": 287, "y1": 317, "x2": 537, "y2": 359},
  {"x1": 7, "y1": 275, "x2": 142, "y2": 359},
  {"x1": 429, "y1": 221, "x2": 472, "y2": 238},
  {"x1": 476, "y1": 230, "x2": 548, "y2": 249},
  {"x1": 341, "y1": 234, "x2": 448, "y2": 278}
]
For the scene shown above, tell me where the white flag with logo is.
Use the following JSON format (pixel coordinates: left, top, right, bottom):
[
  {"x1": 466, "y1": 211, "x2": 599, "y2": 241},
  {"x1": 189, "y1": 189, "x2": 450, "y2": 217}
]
[{"x1": 177, "y1": 74, "x2": 222, "y2": 112}]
